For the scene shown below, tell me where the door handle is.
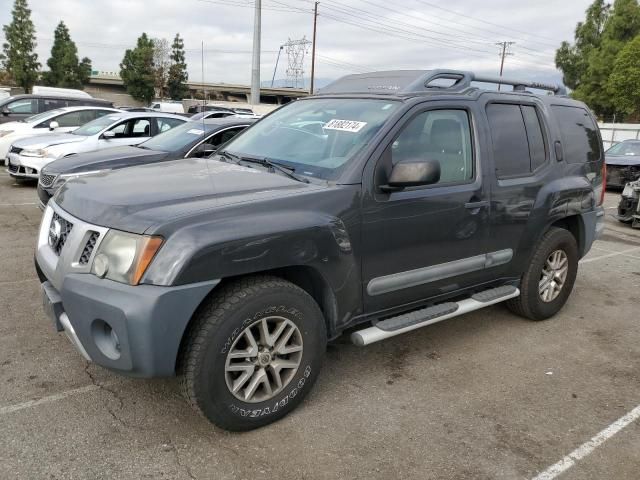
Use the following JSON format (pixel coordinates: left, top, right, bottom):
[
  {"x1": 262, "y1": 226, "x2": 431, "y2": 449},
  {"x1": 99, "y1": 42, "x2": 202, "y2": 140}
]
[{"x1": 465, "y1": 200, "x2": 490, "y2": 209}]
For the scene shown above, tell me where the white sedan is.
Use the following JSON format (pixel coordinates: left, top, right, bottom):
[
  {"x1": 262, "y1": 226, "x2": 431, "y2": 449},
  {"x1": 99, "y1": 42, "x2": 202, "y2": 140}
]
[
  {"x1": 6, "y1": 112, "x2": 186, "y2": 179},
  {"x1": 0, "y1": 106, "x2": 120, "y2": 162}
]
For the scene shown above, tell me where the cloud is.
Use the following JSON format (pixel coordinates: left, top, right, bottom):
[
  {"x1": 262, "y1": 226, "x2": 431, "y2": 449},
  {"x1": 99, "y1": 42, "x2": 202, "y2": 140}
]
[{"x1": 0, "y1": 0, "x2": 592, "y2": 86}]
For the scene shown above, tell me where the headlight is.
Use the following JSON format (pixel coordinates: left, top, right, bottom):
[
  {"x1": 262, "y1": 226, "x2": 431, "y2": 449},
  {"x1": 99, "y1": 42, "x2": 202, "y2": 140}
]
[
  {"x1": 91, "y1": 230, "x2": 163, "y2": 285},
  {"x1": 0, "y1": 130, "x2": 14, "y2": 138},
  {"x1": 21, "y1": 148, "x2": 47, "y2": 157},
  {"x1": 59, "y1": 170, "x2": 106, "y2": 180}
]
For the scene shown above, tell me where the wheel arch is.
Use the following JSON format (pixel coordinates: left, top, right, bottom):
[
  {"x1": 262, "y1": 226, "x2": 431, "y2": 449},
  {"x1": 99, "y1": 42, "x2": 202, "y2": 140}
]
[
  {"x1": 175, "y1": 266, "x2": 338, "y2": 374},
  {"x1": 549, "y1": 215, "x2": 586, "y2": 257}
]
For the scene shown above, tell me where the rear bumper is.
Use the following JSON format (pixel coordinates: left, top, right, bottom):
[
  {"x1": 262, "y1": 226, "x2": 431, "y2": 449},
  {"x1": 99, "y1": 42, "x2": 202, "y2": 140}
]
[
  {"x1": 39, "y1": 270, "x2": 219, "y2": 377},
  {"x1": 580, "y1": 207, "x2": 605, "y2": 257}
]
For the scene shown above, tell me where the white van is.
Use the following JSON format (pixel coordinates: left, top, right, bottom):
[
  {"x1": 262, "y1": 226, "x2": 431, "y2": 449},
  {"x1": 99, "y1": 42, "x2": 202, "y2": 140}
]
[
  {"x1": 149, "y1": 101, "x2": 185, "y2": 114},
  {"x1": 31, "y1": 86, "x2": 92, "y2": 99}
]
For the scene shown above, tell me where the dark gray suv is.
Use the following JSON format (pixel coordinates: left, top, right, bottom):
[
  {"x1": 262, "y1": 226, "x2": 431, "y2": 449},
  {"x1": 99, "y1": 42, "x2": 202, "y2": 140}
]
[{"x1": 35, "y1": 70, "x2": 605, "y2": 431}]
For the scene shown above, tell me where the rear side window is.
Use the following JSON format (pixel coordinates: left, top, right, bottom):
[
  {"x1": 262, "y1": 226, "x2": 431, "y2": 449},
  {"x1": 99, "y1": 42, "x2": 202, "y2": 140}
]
[
  {"x1": 521, "y1": 106, "x2": 546, "y2": 171},
  {"x1": 487, "y1": 104, "x2": 530, "y2": 177},
  {"x1": 487, "y1": 103, "x2": 548, "y2": 178},
  {"x1": 551, "y1": 105, "x2": 601, "y2": 163}
]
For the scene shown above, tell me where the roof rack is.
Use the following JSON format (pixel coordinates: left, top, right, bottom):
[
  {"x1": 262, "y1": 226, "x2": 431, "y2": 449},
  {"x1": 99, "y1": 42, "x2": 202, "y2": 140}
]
[{"x1": 317, "y1": 69, "x2": 567, "y2": 96}]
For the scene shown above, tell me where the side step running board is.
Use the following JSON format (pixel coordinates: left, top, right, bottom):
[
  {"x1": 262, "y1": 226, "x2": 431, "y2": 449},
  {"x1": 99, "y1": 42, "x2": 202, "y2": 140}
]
[{"x1": 351, "y1": 285, "x2": 520, "y2": 346}]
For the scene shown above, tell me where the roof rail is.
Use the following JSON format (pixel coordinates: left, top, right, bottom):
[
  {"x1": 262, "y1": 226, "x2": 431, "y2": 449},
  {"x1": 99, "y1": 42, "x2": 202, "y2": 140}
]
[{"x1": 317, "y1": 69, "x2": 567, "y2": 96}]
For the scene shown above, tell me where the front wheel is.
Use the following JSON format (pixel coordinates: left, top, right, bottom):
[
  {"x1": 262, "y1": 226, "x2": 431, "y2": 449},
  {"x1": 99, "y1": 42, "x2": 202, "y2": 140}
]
[
  {"x1": 506, "y1": 227, "x2": 579, "y2": 321},
  {"x1": 178, "y1": 276, "x2": 327, "y2": 431}
]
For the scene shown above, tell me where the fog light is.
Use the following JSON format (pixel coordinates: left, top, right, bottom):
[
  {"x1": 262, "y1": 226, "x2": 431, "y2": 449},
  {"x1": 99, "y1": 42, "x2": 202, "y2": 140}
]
[{"x1": 92, "y1": 319, "x2": 121, "y2": 360}]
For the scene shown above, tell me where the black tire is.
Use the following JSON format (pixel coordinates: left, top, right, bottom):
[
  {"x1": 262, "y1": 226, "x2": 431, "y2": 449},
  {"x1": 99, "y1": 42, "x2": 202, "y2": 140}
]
[
  {"x1": 178, "y1": 275, "x2": 327, "y2": 431},
  {"x1": 506, "y1": 227, "x2": 579, "y2": 321}
]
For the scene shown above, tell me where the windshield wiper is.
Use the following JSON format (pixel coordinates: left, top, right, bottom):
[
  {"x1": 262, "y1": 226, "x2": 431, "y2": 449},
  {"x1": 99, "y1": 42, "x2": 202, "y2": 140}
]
[
  {"x1": 218, "y1": 150, "x2": 242, "y2": 163},
  {"x1": 239, "y1": 156, "x2": 310, "y2": 184}
]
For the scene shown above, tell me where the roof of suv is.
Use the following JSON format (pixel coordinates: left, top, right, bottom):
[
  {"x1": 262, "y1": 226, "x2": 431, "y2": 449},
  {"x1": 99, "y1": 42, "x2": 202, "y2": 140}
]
[{"x1": 316, "y1": 69, "x2": 568, "y2": 99}]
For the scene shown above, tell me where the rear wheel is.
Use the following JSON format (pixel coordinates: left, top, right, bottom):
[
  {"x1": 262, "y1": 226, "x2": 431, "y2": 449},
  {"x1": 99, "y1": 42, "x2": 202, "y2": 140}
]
[
  {"x1": 178, "y1": 275, "x2": 326, "y2": 431},
  {"x1": 506, "y1": 227, "x2": 578, "y2": 320}
]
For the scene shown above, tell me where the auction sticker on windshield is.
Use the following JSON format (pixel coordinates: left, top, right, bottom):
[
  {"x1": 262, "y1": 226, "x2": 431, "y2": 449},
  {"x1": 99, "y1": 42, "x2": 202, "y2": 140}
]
[{"x1": 324, "y1": 119, "x2": 367, "y2": 133}]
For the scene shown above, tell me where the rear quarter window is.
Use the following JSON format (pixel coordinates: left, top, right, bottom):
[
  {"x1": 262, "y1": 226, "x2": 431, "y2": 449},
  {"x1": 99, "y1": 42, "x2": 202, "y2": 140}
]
[{"x1": 551, "y1": 105, "x2": 601, "y2": 164}]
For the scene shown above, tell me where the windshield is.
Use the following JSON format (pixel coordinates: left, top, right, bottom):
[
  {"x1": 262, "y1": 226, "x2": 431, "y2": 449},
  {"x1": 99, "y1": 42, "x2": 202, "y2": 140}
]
[
  {"x1": 72, "y1": 114, "x2": 122, "y2": 136},
  {"x1": 221, "y1": 98, "x2": 399, "y2": 180},
  {"x1": 23, "y1": 109, "x2": 65, "y2": 123},
  {"x1": 139, "y1": 121, "x2": 215, "y2": 152},
  {"x1": 607, "y1": 142, "x2": 640, "y2": 156}
]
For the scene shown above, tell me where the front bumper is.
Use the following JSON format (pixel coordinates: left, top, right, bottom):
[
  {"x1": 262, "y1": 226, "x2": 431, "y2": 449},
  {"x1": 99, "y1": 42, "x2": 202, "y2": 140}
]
[
  {"x1": 39, "y1": 272, "x2": 218, "y2": 377},
  {"x1": 35, "y1": 201, "x2": 219, "y2": 376},
  {"x1": 606, "y1": 164, "x2": 640, "y2": 188},
  {"x1": 6, "y1": 152, "x2": 54, "y2": 179}
]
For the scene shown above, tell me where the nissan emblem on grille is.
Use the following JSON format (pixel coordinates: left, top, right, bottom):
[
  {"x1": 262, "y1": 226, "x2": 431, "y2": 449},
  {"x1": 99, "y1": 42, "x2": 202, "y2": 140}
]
[
  {"x1": 48, "y1": 219, "x2": 62, "y2": 249},
  {"x1": 48, "y1": 213, "x2": 73, "y2": 255}
]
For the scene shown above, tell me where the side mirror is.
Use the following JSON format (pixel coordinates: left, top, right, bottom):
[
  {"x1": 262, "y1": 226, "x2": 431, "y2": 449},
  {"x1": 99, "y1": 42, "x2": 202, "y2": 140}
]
[
  {"x1": 102, "y1": 130, "x2": 116, "y2": 139},
  {"x1": 381, "y1": 158, "x2": 441, "y2": 192},
  {"x1": 1, "y1": 109, "x2": 9, "y2": 116},
  {"x1": 49, "y1": 121, "x2": 59, "y2": 131}
]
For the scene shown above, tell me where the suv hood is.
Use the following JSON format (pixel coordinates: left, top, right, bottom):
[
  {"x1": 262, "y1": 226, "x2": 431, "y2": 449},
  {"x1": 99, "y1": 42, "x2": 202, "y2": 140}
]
[
  {"x1": 13, "y1": 132, "x2": 86, "y2": 149},
  {"x1": 44, "y1": 146, "x2": 169, "y2": 175},
  {"x1": 605, "y1": 154, "x2": 640, "y2": 166},
  {"x1": 54, "y1": 157, "x2": 323, "y2": 234}
]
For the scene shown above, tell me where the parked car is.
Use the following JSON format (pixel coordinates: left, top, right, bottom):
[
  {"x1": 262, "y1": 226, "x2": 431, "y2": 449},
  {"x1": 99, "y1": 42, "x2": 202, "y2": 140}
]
[
  {"x1": 37, "y1": 117, "x2": 254, "y2": 206},
  {"x1": 231, "y1": 107, "x2": 255, "y2": 115},
  {"x1": 616, "y1": 178, "x2": 640, "y2": 227},
  {"x1": 605, "y1": 139, "x2": 640, "y2": 189},
  {"x1": 0, "y1": 94, "x2": 112, "y2": 124},
  {"x1": 186, "y1": 104, "x2": 235, "y2": 115},
  {"x1": 149, "y1": 101, "x2": 185, "y2": 114},
  {"x1": 116, "y1": 106, "x2": 156, "y2": 112},
  {"x1": 0, "y1": 106, "x2": 120, "y2": 163},
  {"x1": 31, "y1": 86, "x2": 93, "y2": 98},
  {"x1": 189, "y1": 110, "x2": 235, "y2": 121},
  {"x1": 35, "y1": 70, "x2": 605, "y2": 431},
  {"x1": 6, "y1": 112, "x2": 185, "y2": 179}
]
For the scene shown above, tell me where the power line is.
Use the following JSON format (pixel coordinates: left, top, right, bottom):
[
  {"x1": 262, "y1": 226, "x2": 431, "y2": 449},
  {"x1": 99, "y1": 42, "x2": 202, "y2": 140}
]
[{"x1": 410, "y1": 0, "x2": 561, "y2": 46}]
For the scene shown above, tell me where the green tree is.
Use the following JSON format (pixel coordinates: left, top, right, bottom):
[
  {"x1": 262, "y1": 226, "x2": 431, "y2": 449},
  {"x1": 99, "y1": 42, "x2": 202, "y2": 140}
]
[
  {"x1": 555, "y1": 0, "x2": 610, "y2": 90},
  {"x1": 608, "y1": 34, "x2": 640, "y2": 119},
  {"x1": 120, "y1": 33, "x2": 155, "y2": 104},
  {"x1": 1, "y1": 0, "x2": 40, "y2": 92},
  {"x1": 42, "y1": 21, "x2": 91, "y2": 89},
  {"x1": 167, "y1": 33, "x2": 188, "y2": 100},
  {"x1": 578, "y1": 0, "x2": 640, "y2": 116}
]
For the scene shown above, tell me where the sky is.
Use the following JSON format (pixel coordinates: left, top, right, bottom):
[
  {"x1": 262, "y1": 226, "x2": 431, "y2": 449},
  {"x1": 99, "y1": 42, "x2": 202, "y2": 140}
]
[{"x1": 0, "y1": 0, "x2": 595, "y2": 88}]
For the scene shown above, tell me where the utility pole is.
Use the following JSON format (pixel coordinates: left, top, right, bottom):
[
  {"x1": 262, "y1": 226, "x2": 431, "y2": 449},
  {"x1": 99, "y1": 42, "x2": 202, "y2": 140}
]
[
  {"x1": 496, "y1": 41, "x2": 514, "y2": 91},
  {"x1": 310, "y1": 1, "x2": 319, "y2": 95},
  {"x1": 251, "y1": 0, "x2": 261, "y2": 105}
]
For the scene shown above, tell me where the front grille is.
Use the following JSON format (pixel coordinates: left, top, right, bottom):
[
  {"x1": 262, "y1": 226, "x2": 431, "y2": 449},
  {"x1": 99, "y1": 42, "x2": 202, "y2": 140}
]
[
  {"x1": 79, "y1": 231, "x2": 100, "y2": 265},
  {"x1": 9, "y1": 146, "x2": 22, "y2": 154},
  {"x1": 49, "y1": 212, "x2": 74, "y2": 256},
  {"x1": 608, "y1": 165, "x2": 640, "y2": 185},
  {"x1": 39, "y1": 173, "x2": 57, "y2": 188}
]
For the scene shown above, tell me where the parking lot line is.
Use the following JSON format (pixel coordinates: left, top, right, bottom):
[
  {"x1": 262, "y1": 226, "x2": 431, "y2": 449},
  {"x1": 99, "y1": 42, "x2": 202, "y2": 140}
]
[
  {"x1": 531, "y1": 404, "x2": 640, "y2": 480},
  {"x1": 0, "y1": 202, "x2": 38, "y2": 206},
  {"x1": 0, "y1": 384, "x2": 104, "y2": 416},
  {"x1": 579, "y1": 246, "x2": 640, "y2": 263}
]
